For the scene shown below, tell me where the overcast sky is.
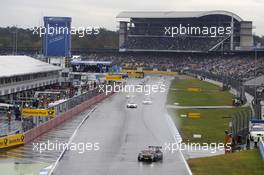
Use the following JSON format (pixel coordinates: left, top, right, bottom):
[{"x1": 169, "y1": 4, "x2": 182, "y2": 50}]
[{"x1": 0, "y1": 0, "x2": 263, "y2": 35}]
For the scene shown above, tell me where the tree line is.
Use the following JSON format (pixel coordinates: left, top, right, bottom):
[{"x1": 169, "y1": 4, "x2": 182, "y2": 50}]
[{"x1": 0, "y1": 27, "x2": 119, "y2": 49}]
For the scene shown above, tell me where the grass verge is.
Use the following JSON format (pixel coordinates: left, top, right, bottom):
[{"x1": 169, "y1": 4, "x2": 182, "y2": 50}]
[
  {"x1": 168, "y1": 78, "x2": 234, "y2": 106},
  {"x1": 171, "y1": 108, "x2": 250, "y2": 143},
  {"x1": 188, "y1": 149, "x2": 264, "y2": 175}
]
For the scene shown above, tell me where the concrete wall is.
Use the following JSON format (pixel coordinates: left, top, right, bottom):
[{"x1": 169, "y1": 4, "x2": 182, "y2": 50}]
[{"x1": 24, "y1": 91, "x2": 114, "y2": 143}]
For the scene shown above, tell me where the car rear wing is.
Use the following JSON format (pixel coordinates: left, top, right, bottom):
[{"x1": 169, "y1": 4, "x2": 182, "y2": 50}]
[{"x1": 148, "y1": 146, "x2": 162, "y2": 149}]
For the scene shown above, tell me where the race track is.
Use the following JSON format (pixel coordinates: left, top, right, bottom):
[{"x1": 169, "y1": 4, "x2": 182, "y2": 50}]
[{"x1": 54, "y1": 76, "x2": 191, "y2": 175}]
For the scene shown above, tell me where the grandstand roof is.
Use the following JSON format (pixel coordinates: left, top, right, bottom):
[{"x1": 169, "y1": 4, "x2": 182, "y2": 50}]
[
  {"x1": 0, "y1": 55, "x2": 61, "y2": 78},
  {"x1": 116, "y1": 10, "x2": 243, "y2": 22}
]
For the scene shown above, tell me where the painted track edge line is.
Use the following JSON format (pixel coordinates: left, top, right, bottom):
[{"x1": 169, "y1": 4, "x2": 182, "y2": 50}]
[
  {"x1": 48, "y1": 106, "x2": 97, "y2": 175},
  {"x1": 165, "y1": 113, "x2": 193, "y2": 175}
]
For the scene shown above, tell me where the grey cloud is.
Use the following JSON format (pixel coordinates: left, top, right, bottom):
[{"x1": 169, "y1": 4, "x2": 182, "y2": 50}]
[{"x1": 0, "y1": 0, "x2": 263, "y2": 35}]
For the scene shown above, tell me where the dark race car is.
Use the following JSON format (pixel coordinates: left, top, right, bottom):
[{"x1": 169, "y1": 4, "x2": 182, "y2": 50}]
[
  {"x1": 126, "y1": 102, "x2": 138, "y2": 108},
  {"x1": 138, "y1": 146, "x2": 163, "y2": 162}
]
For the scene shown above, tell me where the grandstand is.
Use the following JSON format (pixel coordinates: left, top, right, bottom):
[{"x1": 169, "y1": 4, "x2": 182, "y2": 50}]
[
  {"x1": 116, "y1": 11, "x2": 253, "y2": 52},
  {"x1": 81, "y1": 51, "x2": 264, "y2": 82}
]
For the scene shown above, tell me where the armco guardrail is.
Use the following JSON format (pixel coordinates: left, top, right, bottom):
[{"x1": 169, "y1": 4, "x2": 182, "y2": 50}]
[
  {"x1": 24, "y1": 86, "x2": 114, "y2": 144},
  {"x1": 259, "y1": 138, "x2": 264, "y2": 160}
]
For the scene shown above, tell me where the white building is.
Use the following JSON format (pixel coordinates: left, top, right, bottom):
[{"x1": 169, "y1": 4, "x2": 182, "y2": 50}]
[{"x1": 0, "y1": 55, "x2": 61, "y2": 100}]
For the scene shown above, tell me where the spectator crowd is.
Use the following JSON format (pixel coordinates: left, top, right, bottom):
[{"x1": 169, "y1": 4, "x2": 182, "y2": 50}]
[
  {"x1": 83, "y1": 53, "x2": 264, "y2": 82},
  {"x1": 121, "y1": 36, "x2": 225, "y2": 52}
]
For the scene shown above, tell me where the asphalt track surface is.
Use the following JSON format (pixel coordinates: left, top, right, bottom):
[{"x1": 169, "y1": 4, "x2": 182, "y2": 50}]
[
  {"x1": 0, "y1": 108, "x2": 95, "y2": 175},
  {"x1": 54, "y1": 76, "x2": 190, "y2": 175}
]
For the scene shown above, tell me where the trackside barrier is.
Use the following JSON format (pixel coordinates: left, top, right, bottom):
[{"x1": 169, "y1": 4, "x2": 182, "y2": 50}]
[
  {"x1": 143, "y1": 70, "x2": 177, "y2": 75},
  {"x1": 188, "y1": 112, "x2": 201, "y2": 119},
  {"x1": 0, "y1": 134, "x2": 25, "y2": 149},
  {"x1": 186, "y1": 70, "x2": 253, "y2": 143},
  {"x1": 258, "y1": 138, "x2": 264, "y2": 160},
  {"x1": 187, "y1": 87, "x2": 202, "y2": 92},
  {"x1": 122, "y1": 69, "x2": 177, "y2": 75},
  {"x1": 165, "y1": 113, "x2": 193, "y2": 175},
  {"x1": 24, "y1": 90, "x2": 114, "y2": 144}
]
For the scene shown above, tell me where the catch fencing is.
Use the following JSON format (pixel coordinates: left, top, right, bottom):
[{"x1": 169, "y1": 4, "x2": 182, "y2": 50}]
[
  {"x1": 231, "y1": 109, "x2": 252, "y2": 144},
  {"x1": 22, "y1": 84, "x2": 111, "y2": 133},
  {"x1": 187, "y1": 70, "x2": 253, "y2": 143},
  {"x1": 23, "y1": 85, "x2": 114, "y2": 143}
]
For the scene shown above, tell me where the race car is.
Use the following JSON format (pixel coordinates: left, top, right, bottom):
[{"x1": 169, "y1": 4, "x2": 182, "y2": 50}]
[
  {"x1": 138, "y1": 146, "x2": 163, "y2": 162},
  {"x1": 126, "y1": 102, "x2": 137, "y2": 108},
  {"x1": 142, "y1": 97, "x2": 152, "y2": 104}
]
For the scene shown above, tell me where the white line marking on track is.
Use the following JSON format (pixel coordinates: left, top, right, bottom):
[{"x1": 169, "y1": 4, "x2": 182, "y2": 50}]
[{"x1": 48, "y1": 106, "x2": 97, "y2": 175}]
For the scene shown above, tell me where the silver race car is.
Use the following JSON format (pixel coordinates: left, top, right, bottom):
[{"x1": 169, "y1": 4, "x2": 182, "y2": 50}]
[{"x1": 138, "y1": 146, "x2": 163, "y2": 162}]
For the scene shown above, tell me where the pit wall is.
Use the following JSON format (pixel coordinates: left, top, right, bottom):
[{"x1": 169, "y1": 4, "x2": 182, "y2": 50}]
[{"x1": 24, "y1": 91, "x2": 114, "y2": 143}]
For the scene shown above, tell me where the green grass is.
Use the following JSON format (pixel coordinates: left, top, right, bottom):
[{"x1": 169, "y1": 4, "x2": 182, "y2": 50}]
[
  {"x1": 171, "y1": 108, "x2": 250, "y2": 143},
  {"x1": 168, "y1": 77, "x2": 262, "y2": 175},
  {"x1": 188, "y1": 149, "x2": 264, "y2": 175},
  {"x1": 168, "y1": 78, "x2": 234, "y2": 106}
]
